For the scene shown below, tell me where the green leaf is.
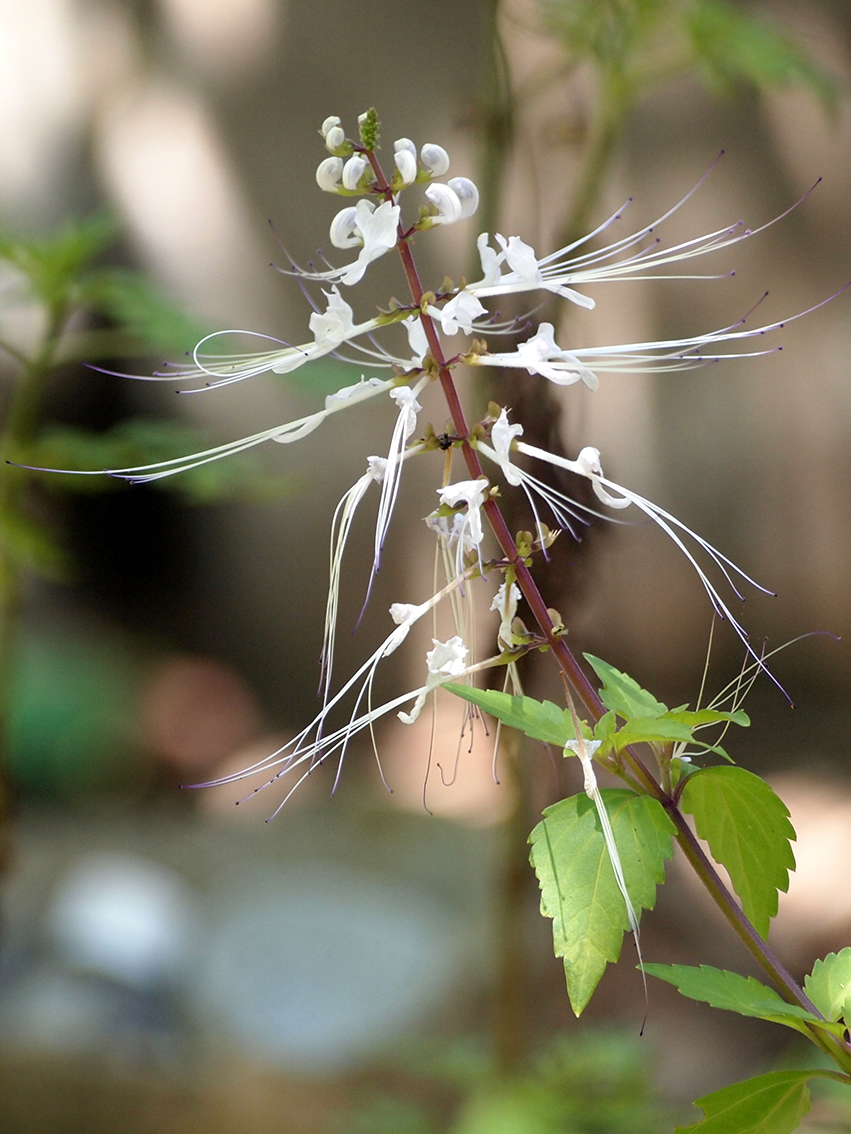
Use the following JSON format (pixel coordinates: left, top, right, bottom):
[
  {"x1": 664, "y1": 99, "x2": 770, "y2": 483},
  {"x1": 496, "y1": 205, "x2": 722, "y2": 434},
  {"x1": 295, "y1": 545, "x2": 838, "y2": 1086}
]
[
  {"x1": 529, "y1": 789, "x2": 675, "y2": 1016},
  {"x1": 643, "y1": 963, "x2": 823, "y2": 1035},
  {"x1": 668, "y1": 707, "x2": 750, "y2": 729},
  {"x1": 676, "y1": 1070, "x2": 814, "y2": 1134},
  {"x1": 687, "y1": 0, "x2": 839, "y2": 109},
  {"x1": 444, "y1": 685, "x2": 586, "y2": 747},
  {"x1": 805, "y1": 948, "x2": 851, "y2": 1025},
  {"x1": 0, "y1": 214, "x2": 117, "y2": 306},
  {"x1": 583, "y1": 654, "x2": 668, "y2": 720},
  {"x1": 679, "y1": 767, "x2": 795, "y2": 938}
]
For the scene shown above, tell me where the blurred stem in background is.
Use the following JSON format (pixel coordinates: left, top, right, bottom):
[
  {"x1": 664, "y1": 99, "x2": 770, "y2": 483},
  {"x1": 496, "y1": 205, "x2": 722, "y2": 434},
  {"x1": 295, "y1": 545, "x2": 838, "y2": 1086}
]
[{"x1": 472, "y1": 0, "x2": 843, "y2": 1077}]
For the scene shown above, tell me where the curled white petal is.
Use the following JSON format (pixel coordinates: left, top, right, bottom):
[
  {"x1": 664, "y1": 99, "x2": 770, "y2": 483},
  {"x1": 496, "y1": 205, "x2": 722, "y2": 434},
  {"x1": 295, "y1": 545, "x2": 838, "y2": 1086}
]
[
  {"x1": 448, "y1": 177, "x2": 479, "y2": 219},
  {"x1": 329, "y1": 205, "x2": 362, "y2": 249},
  {"x1": 324, "y1": 125, "x2": 345, "y2": 151},
  {"x1": 420, "y1": 143, "x2": 450, "y2": 177},
  {"x1": 393, "y1": 137, "x2": 417, "y2": 158},
  {"x1": 342, "y1": 154, "x2": 368, "y2": 191},
  {"x1": 320, "y1": 115, "x2": 341, "y2": 139},
  {"x1": 424, "y1": 182, "x2": 462, "y2": 226},
  {"x1": 394, "y1": 148, "x2": 418, "y2": 187},
  {"x1": 490, "y1": 409, "x2": 524, "y2": 486},
  {"x1": 316, "y1": 156, "x2": 343, "y2": 192}
]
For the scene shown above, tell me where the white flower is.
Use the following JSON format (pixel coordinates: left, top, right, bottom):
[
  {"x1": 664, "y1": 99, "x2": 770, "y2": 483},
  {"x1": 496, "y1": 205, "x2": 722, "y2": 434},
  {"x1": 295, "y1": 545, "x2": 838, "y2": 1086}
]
[
  {"x1": 316, "y1": 156, "x2": 343, "y2": 192},
  {"x1": 307, "y1": 286, "x2": 356, "y2": 347},
  {"x1": 438, "y1": 477, "x2": 489, "y2": 579},
  {"x1": 427, "y1": 291, "x2": 487, "y2": 336},
  {"x1": 424, "y1": 183, "x2": 462, "y2": 226},
  {"x1": 490, "y1": 409, "x2": 524, "y2": 486},
  {"x1": 516, "y1": 323, "x2": 599, "y2": 388},
  {"x1": 323, "y1": 198, "x2": 401, "y2": 285},
  {"x1": 469, "y1": 234, "x2": 596, "y2": 309},
  {"x1": 447, "y1": 177, "x2": 479, "y2": 219},
  {"x1": 491, "y1": 581, "x2": 521, "y2": 649},
  {"x1": 419, "y1": 143, "x2": 450, "y2": 177},
  {"x1": 320, "y1": 115, "x2": 341, "y2": 139},
  {"x1": 404, "y1": 314, "x2": 431, "y2": 366},
  {"x1": 324, "y1": 125, "x2": 345, "y2": 152},
  {"x1": 398, "y1": 636, "x2": 469, "y2": 725}
]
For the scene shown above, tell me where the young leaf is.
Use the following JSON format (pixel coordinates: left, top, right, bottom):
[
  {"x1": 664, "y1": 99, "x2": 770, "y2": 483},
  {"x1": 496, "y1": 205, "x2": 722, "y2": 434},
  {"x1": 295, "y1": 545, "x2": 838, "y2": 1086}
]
[
  {"x1": 679, "y1": 767, "x2": 796, "y2": 938},
  {"x1": 676, "y1": 1070, "x2": 814, "y2": 1134},
  {"x1": 804, "y1": 948, "x2": 851, "y2": 1026},
  {"x1": 444, "y1": 685, "x2": 586, "y2": 747},
  {"x1": 643, "y1": 963, "x2": 824, "y2": 1035},
  {"x1": 529, "y1": 789, "x2": 675, "y2": 1016},
  {"x1": 583, "y1": 654, "x2": 667, "y2": 720}
]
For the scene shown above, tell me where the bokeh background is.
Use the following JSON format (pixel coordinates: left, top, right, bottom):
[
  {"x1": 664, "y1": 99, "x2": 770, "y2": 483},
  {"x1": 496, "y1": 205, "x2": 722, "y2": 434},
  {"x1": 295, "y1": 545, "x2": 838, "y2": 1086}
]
[{"x1": 2, "y1": 1, "x2": 851, "y2": 1131}]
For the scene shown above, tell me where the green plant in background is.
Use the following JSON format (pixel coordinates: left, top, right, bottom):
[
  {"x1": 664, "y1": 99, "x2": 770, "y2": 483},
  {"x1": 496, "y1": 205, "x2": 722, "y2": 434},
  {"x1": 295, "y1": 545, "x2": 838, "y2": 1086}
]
[{"x1": 0, "y1": 215, "x2": 287, "y2": 810}]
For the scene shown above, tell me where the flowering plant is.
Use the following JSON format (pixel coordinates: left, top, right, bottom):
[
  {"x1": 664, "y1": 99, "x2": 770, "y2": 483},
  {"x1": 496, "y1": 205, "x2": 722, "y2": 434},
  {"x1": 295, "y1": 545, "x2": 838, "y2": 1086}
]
[{"x1": 34, "y1": 109, "x2": 851, "y2": 1130}]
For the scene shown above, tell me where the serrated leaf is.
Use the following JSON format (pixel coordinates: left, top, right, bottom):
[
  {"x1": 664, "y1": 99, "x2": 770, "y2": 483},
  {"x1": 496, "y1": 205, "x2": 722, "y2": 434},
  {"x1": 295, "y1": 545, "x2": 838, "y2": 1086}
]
[
  {"x1": 805, "y1": 948, "x2": 851, "y2": 1025},
  {"x1": 676, "y1": 1070, "x2": 814, "y2": 1134},
  {"x1": 444, "y1": 685, "x2": 587, "y2": 747},
  {"x1": 679, "y1": 767, "x2": 795, "y2": 938},
  {"x1": 644, "y1": 963, "x2": 822, "y2": 1035},
  {"x1": 529, "y1": 790, "x2": 675, "y2": 1015},
  {"x1": 584, "y1": 654, "x2": 668, "y2": 720},
  {"x1": 687, "y1": 0, "x2": 839, "y2": 109}
]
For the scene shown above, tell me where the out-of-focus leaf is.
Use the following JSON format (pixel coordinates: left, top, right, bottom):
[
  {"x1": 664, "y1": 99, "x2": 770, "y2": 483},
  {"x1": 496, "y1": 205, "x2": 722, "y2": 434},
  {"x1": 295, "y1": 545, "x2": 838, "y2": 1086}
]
[
  {"x1": 687, "y1": 0, "x2": 840, "y2": 108},
  {"x1": 676, "y1": 1070, "x2": 815, "y2": 1134},
  {"x1": 22, "y1": 421, "x2": 292, "y2": 504},
  {"x1": 78, "y1": 269, "x2": 208, "y2": 354},
  {"x1": 0, "y1": 215, "x2": 117, "y2": 307},
  {"x1": 0, "y1": 507, "x2": 67, "y2": 578}
]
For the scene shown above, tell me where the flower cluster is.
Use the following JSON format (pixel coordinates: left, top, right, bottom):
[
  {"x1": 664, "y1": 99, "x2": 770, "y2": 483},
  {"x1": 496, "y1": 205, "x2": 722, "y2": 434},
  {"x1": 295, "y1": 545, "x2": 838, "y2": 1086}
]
[{"x1": 36, "y1": 110, "x2": 826, "y2": 810}]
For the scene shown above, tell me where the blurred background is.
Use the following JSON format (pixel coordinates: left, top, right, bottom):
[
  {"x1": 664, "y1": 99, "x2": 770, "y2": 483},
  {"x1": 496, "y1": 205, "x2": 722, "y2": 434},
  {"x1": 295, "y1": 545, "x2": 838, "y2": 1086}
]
[{"x1": 1, "y1": 0, "x2": 851, "y2": 1130}]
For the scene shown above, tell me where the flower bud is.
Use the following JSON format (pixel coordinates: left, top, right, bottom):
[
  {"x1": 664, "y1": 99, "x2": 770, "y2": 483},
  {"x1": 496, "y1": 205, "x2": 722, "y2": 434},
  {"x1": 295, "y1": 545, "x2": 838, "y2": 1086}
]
[
  {"x1": 420, "y1": 143, "x2": 450, "y2": 177},
  {"x1": 394, "y1": 148, "x2": 417, "y2": 187},
  {"x1": 424, "y1": 182, "x2": 462, "y2": 225},
  {"x1": 320, "y1": 116, "x2": 341, "y2": 138},
  {"x1": 393, "y1": 137, "x2": 417, "y2": 158},
  {"x1": 324, "y1": 125, "x2": 346, "y2": 152},
  {"x1": 315, "y1": 156, "x2": 343, "y2": 192},
  {"x1": 448, "y1": 176, "x2": 479, "y2": 219},
  {"x1": 342, "y1": 154, "x2": 367, "y2": 191}
]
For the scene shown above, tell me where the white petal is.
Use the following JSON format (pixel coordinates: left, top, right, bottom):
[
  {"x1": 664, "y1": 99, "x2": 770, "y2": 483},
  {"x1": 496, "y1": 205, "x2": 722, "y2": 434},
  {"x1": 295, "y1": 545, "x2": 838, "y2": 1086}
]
[
  {"x1": 342, "y1": 154, "x2": 367, "y2": 191},
  {"x1": 420, "y1": 143, "x2": 450, "y2": 177},
  {"x1": 448, "y1": 177, "x2": 479, "y2": 218},
  {"x1": 329, "y1": 206, "x2": 361, "y2": 249},
  {"x1": 394, "y1": 148, "x2": 417, "y2": 187},
  {"x1": 424, "y1": 183, "x2": 462, "y2": 226},
  {"x1": 316, "y1": 156, "x2": 343, "y2": 192}
]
